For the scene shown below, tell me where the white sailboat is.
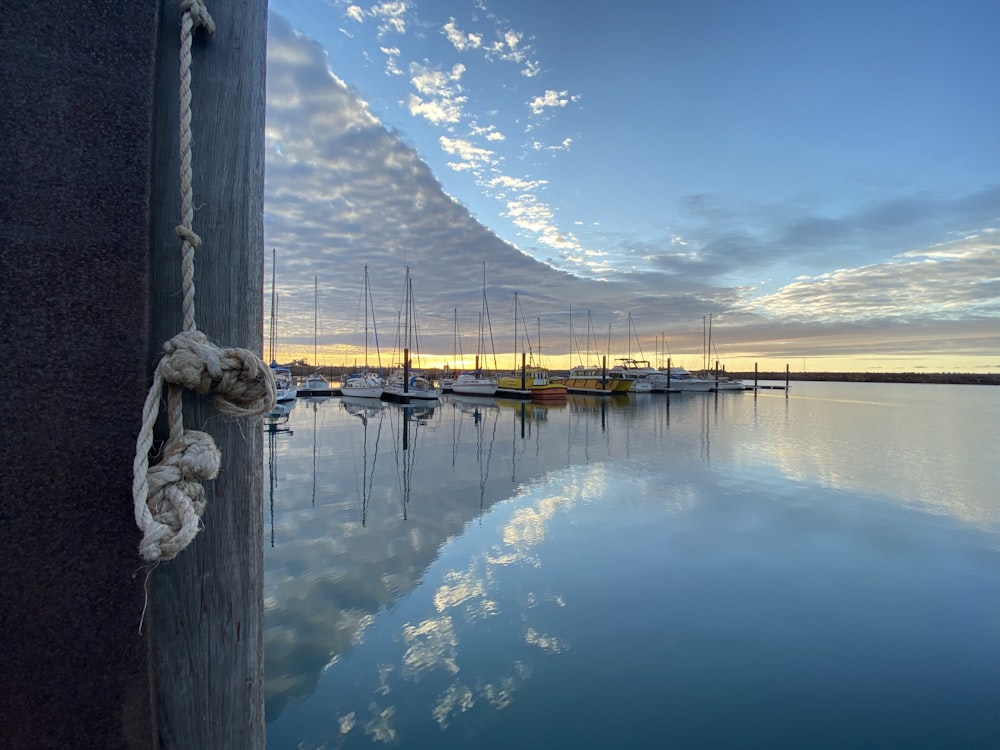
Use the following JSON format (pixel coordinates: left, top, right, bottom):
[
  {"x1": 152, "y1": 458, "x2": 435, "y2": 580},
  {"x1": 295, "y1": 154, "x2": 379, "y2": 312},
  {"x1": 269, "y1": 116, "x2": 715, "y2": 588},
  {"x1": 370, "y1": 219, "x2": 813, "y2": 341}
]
[
  {"x1": 699, "y1": 313, "x2": 747, "y2": 391},
  {"x1": 382, "y1": 266, "x2": 441, "y2": 402},
  {"x1": 340, "y1": 264, "x2": 384, "y2": 399},
  {"x1": 452, "y1": 262, "x2": 498, "y2": 397},
  {"x1": 303, "y1": 275, "x2": 331, "y2": 394},
  {"x1": 268, "y1": 249, "x2": 297, "y2": 402}
]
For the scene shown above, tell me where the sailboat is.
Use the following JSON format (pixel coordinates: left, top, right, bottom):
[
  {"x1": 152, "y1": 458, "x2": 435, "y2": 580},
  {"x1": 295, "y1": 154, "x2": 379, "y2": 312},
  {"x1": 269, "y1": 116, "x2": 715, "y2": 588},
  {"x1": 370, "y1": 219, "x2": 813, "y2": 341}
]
[
  {"x1": 340, "y1": 264, "x2": 384, "y2": 399},
  {"x1": 439, "y1": 308, "x2": 461, "y2": 393},
  {"x1": 381, "y1": 266, "x2": 441, "y2": 402},
  {"x1": 302, "y1": 276, "x2": 331, "y2": 394},
  {"x1": 268, "y1": 249, "x2": 297, "y2": 402},
  {"x1": 452, "y1": 262, "x2": 498, "y2": 397},
  {"x1": 698, "y1": 313, "x2": 747, "y2": 391}
]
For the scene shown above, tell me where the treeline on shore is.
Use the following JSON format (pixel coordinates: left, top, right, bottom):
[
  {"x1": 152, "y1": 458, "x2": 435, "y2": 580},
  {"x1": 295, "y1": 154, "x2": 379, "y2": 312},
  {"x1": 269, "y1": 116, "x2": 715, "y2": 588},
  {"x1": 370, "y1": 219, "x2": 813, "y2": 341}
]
[{"x1": 731, "y1": 371, "x2": 1000, "y2": 386}]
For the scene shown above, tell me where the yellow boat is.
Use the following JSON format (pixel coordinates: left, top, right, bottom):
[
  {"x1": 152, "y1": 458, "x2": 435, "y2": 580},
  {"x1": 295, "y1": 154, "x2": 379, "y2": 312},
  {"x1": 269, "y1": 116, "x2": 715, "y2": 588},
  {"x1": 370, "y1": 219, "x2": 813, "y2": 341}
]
[{"x1": 497, "y1": 366, "x2": 567, "y2": 401}]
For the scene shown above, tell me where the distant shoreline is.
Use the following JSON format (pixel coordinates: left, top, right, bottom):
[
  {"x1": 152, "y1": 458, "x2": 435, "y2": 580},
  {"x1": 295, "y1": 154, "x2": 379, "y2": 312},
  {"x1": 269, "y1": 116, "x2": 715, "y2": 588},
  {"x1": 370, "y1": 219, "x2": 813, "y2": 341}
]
[
  {"x1": 286, "y1": 362, "x2": 1000, "y2": 386},
  {"x1": 729, "y1": 372, "x2": 1000, "y2": 386}
]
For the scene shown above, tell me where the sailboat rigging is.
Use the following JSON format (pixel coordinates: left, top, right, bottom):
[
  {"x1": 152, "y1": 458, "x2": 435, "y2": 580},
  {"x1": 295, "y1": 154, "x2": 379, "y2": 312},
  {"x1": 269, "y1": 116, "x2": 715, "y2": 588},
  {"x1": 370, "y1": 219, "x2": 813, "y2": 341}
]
[
  {"x1": 268, "y1": 248, "x2": 297, "y2": 402},
  {"x1": 452, "y1": 261, "x2": 499, "y2": 396},
  {"x1": 382, "y1": 267, "x2": 440, "y2": 402},
  {"x1": 340, "y1": 264, "x2": 384, "y2": 399}
]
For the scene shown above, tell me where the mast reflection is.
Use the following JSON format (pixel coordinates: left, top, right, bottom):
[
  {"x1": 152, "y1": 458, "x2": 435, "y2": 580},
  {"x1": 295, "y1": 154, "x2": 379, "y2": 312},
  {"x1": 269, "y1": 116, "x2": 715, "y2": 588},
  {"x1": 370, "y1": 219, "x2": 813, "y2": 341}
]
[
  {"x1": 342, "y1": 396, "x2": 386, "y2": 526},
  {"x1": 265, "y1": 401, "x2": 294, "y2": 548}
]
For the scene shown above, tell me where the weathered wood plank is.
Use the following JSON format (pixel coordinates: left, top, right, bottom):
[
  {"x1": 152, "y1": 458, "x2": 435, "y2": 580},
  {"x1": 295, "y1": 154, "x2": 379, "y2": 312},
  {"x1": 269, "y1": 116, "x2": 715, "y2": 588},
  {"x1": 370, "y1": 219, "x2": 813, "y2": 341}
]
[{"x1": 148, "y1": 1, "x2": 268, "y2": 748}]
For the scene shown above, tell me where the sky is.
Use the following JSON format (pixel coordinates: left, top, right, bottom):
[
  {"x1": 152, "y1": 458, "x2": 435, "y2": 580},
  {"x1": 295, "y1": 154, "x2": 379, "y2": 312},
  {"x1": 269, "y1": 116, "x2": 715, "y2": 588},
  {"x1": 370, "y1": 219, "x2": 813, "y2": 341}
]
[{"x1": 263, "y1": 0, "x2": 1000, "y2": 373}]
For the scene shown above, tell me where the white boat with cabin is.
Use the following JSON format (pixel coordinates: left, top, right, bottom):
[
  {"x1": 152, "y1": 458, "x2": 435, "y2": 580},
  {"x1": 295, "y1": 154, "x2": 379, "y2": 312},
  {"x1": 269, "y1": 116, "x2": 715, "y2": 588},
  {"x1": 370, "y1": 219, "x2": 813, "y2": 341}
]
[{"x1": 270, "y1": 361, "x2": 298, "y2": 402}]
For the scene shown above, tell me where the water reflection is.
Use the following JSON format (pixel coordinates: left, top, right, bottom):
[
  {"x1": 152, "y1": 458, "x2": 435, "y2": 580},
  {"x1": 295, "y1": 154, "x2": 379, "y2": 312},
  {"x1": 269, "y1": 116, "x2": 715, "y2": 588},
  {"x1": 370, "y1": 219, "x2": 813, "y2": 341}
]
[
  {"x1": 265, "y1": 401, "x2": 294, "y2": 548},
  {"x1": 264, "y1": 385, "x2": 1000, "y2": 747},
  {"x1": 342, "y1": 397, "x2": 385, "y2": 526},
  {"x1": 449, "y1": 396, "x2": 501, "y2": 519}
]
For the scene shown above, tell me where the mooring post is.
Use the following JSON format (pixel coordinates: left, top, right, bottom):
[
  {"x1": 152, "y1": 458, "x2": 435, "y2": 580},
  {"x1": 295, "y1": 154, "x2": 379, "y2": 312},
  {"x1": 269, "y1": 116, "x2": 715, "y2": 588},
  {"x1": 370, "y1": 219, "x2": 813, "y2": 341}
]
[
  {"x1": 404, "y1": 347, "x2": 410, "y2": 393},
  {"x1": 786, "y1": 363, "x2": 790, "y2": 396},
  {"x1": 147, "y1": 1, "x2": 268, "y2": 748}
]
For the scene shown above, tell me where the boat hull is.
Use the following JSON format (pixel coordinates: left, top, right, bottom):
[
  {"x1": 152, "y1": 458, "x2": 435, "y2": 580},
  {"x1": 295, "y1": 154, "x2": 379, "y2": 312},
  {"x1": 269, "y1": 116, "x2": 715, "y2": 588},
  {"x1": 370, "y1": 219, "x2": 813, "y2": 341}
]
[
  {"x1": 341, "y1": 384, "x2": 383, "y2": 399},
  {"x1": 452, "y1": 384, "x2": 498, "y2": 396},
  {"x1": 562, "y1": 377, "x2": 616, "y2": 395}
]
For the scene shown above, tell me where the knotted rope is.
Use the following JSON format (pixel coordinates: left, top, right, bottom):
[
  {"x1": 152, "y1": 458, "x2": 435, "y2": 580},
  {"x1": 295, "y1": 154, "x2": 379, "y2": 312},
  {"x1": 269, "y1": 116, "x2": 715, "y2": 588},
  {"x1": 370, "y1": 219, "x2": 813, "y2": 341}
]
[{"x1": 133, "y1": 0, "x2": 276, "y2": 562}]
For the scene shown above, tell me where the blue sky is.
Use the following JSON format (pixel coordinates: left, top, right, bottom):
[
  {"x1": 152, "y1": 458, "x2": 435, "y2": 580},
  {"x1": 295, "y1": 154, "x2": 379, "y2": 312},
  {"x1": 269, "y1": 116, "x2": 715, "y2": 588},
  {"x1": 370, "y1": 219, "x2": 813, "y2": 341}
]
[{"x1": 263, "y1": 0, "x2": 1000, "y2": 371}]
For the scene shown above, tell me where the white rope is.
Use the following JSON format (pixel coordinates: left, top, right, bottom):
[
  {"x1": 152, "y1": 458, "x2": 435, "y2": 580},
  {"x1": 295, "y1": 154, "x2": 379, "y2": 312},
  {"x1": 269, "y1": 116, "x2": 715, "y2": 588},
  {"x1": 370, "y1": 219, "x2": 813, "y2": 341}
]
[{"x1": 132, "y1": 0, "x2": 276, "y2": 562}]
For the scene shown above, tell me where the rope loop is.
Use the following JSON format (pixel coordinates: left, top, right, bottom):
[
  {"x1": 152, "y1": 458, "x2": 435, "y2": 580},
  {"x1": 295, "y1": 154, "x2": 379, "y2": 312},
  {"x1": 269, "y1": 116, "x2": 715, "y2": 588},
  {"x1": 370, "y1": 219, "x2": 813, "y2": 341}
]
[
  {"x1": 159, "y1": 331, "x2": 278, "y2": 417},
  {"x1": 180, "y1": 0, "x2": 216, "y2": 34},
  {"x1": 138, "y1": 430, "x2": 220, "y2": 561}
]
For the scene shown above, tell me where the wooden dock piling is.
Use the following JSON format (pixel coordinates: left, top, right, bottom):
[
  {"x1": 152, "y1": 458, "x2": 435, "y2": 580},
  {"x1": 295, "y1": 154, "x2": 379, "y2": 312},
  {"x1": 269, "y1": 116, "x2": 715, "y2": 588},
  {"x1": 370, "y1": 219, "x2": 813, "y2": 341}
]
[{"x1": 1, "y1": 2, "x2": 269, "y2": 748}]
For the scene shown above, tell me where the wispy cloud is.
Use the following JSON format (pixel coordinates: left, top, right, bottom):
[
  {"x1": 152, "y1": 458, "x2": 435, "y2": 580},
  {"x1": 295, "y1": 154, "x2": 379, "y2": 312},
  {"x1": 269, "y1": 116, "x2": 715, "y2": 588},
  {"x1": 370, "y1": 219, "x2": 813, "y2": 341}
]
[
  {"x1": 370, "y1": 1, "x2": 409, "y2": 37},
  {"x1": 442, "y1": 19, "x2": 482, "y2": 51},
  {"x1": 528, "y1": 89, "x2": 575, "y2": 115},
  {"x1": 439, "y1": 136, "x2": 497, "y2": 172},
  {"x1": 748, "y1": 231, "x2": 1000, "y2": 322},
  {"x1": 406, "y1": 61, "x2": 467, "y2": 124}
]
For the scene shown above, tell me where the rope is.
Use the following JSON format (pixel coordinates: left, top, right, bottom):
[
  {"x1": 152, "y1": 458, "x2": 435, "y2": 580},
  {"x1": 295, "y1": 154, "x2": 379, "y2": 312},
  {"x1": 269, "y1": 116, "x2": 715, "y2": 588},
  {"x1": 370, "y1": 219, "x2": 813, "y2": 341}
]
[{"x1": 132, "y1": 0, "x2": 276, "y2": 562}]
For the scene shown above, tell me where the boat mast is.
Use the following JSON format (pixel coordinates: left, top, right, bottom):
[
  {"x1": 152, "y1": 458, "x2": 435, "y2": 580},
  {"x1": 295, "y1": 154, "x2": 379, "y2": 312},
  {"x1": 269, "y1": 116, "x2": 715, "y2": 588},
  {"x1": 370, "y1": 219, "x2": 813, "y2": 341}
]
[
  {"x1": 480, "y1": 261, "x2": 499, "y2": 373},
  {"x1": 537, "y1": 317, "x2": 542, "y2": 367},
  {"x1": 363, "y1": 264, "x2": 369, "y2": 371},
  {"x1": 627, "y1": 312, "x2": 632, "y2": 362},
  {"x1": 313, "y1": 275, "x2": 318, "y2": 370},
  {"x1": 268, "y1": 248, "x2": 276, "y2": 363}
]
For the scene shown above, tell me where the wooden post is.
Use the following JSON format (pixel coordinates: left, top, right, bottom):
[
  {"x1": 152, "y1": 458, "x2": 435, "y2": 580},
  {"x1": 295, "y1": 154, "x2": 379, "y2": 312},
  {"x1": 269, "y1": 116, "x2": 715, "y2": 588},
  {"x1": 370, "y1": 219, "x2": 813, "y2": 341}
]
[
  {"x1": 786, "y1": 363, "x2": 790, "y2": 396},
  {"x1": 403, "y1": 347, "x2": 410, "y2": 393},
  {"x1": 754, "y1": 362, "x2": 759, "y2": 394},
  {"x1": 148, "y1": 2, "x2": 268, "y2": 749}
]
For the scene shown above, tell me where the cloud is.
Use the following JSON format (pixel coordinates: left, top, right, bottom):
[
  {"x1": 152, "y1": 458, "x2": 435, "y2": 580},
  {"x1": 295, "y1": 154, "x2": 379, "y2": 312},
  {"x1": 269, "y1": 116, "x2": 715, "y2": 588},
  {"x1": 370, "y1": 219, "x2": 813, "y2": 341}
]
[
  {"x1": 470, "y1": 121, "x2": 505, "y2": 142},
  {"x1": 748, "y1": 231, "x2": 1000, "y2": 322},
  {"x1": 370, "y1": 1, "x2": 408, "y2": 37},
  {"x1": 439, "y1": 136, "x2": 496, "y2": 172},
  {"x1": 380, "y1": 45, "x2": 403, "y2": 76},
  {"x1": 406, "y1": 61, "x2": 467, "y2": 124},
  {"x1": 528, "y1": 89, "x2": 573, "y2": 115},
  {"x1": 443, "y1": 18, "x2": 482, "y2": 51},
  {"x1": 439, "y1": 11, "x2": 539, "y2": 75}
]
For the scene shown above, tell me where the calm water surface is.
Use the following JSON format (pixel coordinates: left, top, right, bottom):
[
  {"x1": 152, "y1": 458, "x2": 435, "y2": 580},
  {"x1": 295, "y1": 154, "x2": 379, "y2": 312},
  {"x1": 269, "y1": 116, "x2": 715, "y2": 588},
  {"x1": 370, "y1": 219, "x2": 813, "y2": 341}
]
[{"x1": 264, "y1": 382, "x2": 1000, "y2": 749}]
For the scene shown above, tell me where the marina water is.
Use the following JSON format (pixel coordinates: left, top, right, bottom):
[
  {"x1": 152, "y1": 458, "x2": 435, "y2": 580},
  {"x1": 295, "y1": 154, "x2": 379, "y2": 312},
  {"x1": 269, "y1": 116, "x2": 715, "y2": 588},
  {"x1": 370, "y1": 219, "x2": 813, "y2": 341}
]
[{"x1": 264, "y1": 382, "x2": 1000, "y2": 749}]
